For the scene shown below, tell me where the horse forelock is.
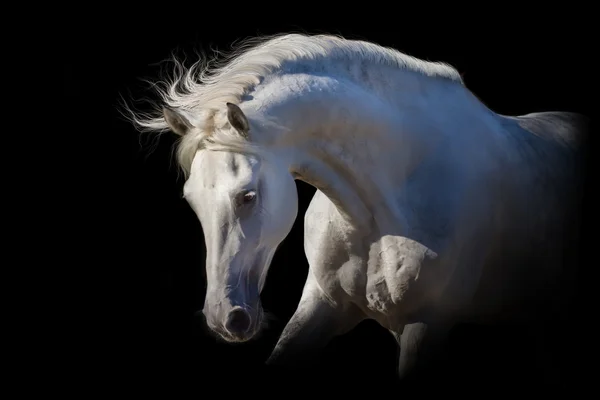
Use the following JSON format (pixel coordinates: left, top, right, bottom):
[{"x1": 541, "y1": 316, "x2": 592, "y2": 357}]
[{"x1": 124, "y1": 32, "x2": 463, "y2": 177}]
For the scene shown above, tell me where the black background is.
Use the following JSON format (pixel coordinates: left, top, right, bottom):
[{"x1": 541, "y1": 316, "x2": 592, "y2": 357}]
[{"x1": 63, "y1": 9, "x2": 594, "y2": 395}]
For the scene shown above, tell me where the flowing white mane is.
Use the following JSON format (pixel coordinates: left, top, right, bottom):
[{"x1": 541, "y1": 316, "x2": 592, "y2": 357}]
[{"x1": 126, "y1": 33, "x2": 463, "y2": 176}]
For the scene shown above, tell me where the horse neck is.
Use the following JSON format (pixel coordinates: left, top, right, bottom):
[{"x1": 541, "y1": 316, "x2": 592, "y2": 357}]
[{"x1": 250, "y1": 69, "x2": 487, "y2": 231}]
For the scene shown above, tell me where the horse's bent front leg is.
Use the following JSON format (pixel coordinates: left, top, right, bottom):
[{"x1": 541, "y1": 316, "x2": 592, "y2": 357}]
[
  {"x1": 391, "y1": 320, "x2": 452, "y2": 381},
  {"x1": 266, "y1": 271, "x2": 363, "y2": 366}
]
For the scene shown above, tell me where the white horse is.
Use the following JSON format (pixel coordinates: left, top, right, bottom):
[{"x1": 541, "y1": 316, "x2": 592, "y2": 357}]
[{"x1": 128, "y1": 34, "x2": 587, "y2": 382}]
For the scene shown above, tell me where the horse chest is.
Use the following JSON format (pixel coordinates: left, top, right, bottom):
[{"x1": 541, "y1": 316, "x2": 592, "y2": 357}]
[{"x1": 306, "y1": 191, "x2": 445, "y2": 323}]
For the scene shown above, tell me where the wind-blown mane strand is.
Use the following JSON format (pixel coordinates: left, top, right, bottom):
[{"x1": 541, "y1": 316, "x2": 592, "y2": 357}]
[{"x1": 124, "y1": 33, "x2": 463, "y2": 176}]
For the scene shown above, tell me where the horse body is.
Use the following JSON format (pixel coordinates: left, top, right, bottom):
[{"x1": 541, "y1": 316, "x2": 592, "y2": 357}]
[
  {"x1": 303, "y1": 110, "x2": 583, "y2": 320},
  {"x1": 272, "y1": 104, "x2": 585, "y2": 376},
  {"x1": 129, "y1": 34, "x2": 587, "y2": 381}
]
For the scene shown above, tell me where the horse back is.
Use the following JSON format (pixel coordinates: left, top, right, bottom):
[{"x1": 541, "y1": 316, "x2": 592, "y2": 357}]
[
  {"x1": 466, "y1": 111, "x2": 588, "y2": 322},
  {"x1": 512, "y1": 111, "x2": 588, "y2": 149}
]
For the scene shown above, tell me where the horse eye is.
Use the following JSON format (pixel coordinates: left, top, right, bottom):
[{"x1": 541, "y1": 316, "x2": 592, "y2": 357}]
[{"x1": 239, "y1": 190, "x2": 256, "y2": 205}]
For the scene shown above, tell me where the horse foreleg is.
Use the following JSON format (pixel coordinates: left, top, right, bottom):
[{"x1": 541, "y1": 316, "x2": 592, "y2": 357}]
[
  {"x1": 391, "y1": 321, "x2": 451, "y2": 381},
  {"x1": 266, "y1": 272, "x2": 362, "y2": 366}
]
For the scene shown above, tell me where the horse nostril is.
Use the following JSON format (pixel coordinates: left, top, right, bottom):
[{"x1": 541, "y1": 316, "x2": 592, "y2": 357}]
[{"x1": 225, "y1": 307, "x2": 251, "y2": 335}]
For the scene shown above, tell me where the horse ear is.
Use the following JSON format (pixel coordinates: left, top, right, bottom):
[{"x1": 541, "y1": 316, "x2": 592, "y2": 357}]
[
  {"x1": 226, "y1": 102, "x2": 250, "y2": 138},
  {"x1": 163, "y1": 107, "x2": 193, "y2": 136}
]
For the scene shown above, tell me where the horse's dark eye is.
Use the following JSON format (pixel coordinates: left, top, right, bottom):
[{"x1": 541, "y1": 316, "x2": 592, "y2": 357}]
[
  {"x1": 239, "y1": 190, "x2": 256, "y2": 205},
  {"x1": 243, "y1": 191, "x2": 256, "y2": 203}
]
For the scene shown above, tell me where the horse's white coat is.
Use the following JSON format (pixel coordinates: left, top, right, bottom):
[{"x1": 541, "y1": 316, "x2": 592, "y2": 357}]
[{"x1": 129, "y1": 34, "x2": 587, "y2": 379}]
